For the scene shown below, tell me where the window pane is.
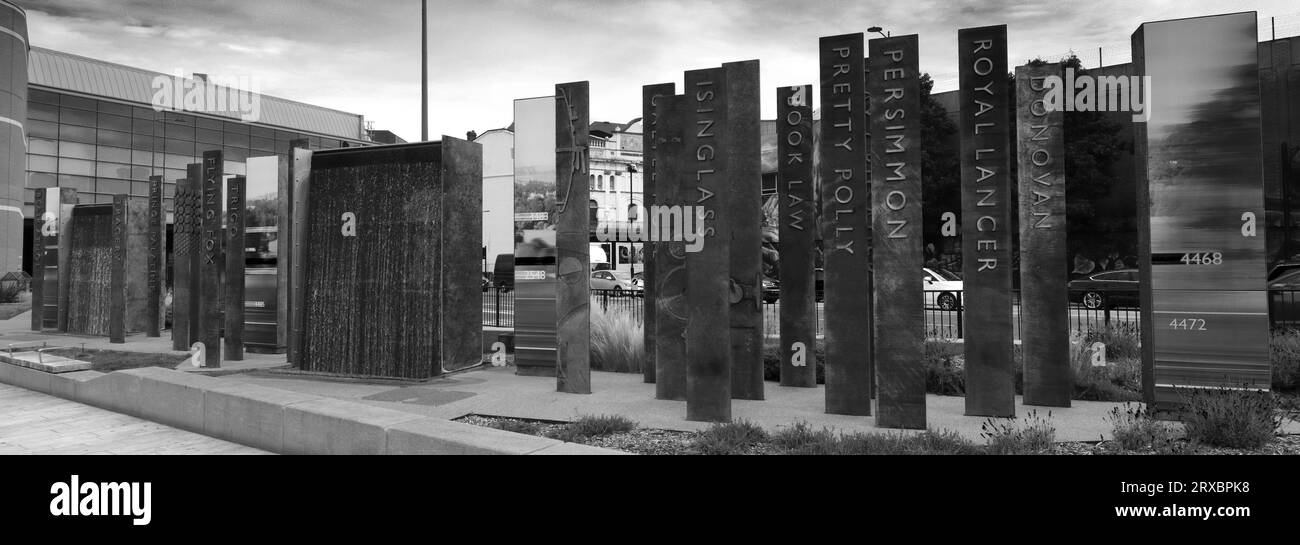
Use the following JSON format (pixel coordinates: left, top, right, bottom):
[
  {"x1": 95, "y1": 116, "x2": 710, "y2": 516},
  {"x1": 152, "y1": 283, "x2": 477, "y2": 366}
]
[
  {"x1": 28, "y1": 172, "x2": 57, "y2": 188},
  {"x1": 97, "y1": 129, "x2": 132, "y2": 147},
  {"x1": 164, "y1": 123, "x2": 194, "y2": 141},
  {"x1": 249, "y1": 125, "x2": 274, "y2": 139},
  {"x1": 163, "y1": 112, "x2": 194, "y2": 126},
  {"x1": 28, "y1": 137, "x2": 57, "y2": 155},
  {"x1": 224, "y1": 132, "x2": 250, "y2": 148},
  {"x1": 164, "y1": 154, "x2": 193, "y2": 170},
  {"x1": 196, "y1": 127, "x2": 223, "y2": 145},
  {"x1": 164, "y1": 168, "x2": 185, "y2": 182},
  {"x1": 195, "y1": 116, "x2": 223, "y2": 130},
  {"x1": 58, "y1": 174, "x2": 94, "y2": 193},
  {"x1": 60, "y1": 107, "x2": 96, "y2": 127},
  {"x1": 60, "y1": 95, "x2": 96, "y2": 111},
  {"x1": 164, "y1": 139, "x2": 195, "y2": 156},
  {"x1": 131, "y1": 134, "x2": 155, "y2": 151},
  {"x1": 27, "y1": 120, "x2": 58, "y2": 139},
  {"x1": 29, "y1": 88, "x2": 59, "y2": 105},
  {"x1": 132, "y1": 181, "x2": 151, "y2": 195},
  {"x1": 59, "y1": 124, "x2": 96, "y2": 143},
  {"x1": 95, "y1": 162, "x2": 130, "y2": 179},
  {"x1": 250, "y1": 136, "x2": 274, "y2": 152},
  {"x1": 223, "y1": 121, "x2": 249, "y2": 135},
  {"x1": 97, "y1": 113, "x2": 132, "y2": 132},
  {"x1": 28, "y1": 155, "x2": 57, "y2": 173},
  {"x1": 223, "y1": 146, "x2": 248, "y2": 162},
  {"x1": 132, "y1": 107, "x2": 157, "y2": 120},
  {"x1": 97, "y1": 179, "x2": 130, "y2": 195},
  {"x1": 98, "y1": 145, "x2": 131, "y2": 164},
  {"x1": 95, "y1": 194, "x2": 114, "y2": 204},
  {"x1": 98, "y1": 101, "x2": 132, "y2": 116},
  {"x1": 132, "y1": 150, "x2": 154, "y2": 166},
  {"x1": 58, "y1": 141, "x2": 95, "y2": 160},
  {"x1": 28, "y1": 102, "x2": 57, "y2": 122},
  {"x1": 224, "y1": 161, "x2": 245, "y2": 176}
]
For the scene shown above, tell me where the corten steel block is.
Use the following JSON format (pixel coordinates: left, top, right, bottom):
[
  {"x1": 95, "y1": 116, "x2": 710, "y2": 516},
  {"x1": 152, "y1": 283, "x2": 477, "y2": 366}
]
[
  {"x1": 654, "y1": 94, "x2": 689, "y2": 401},
  {"x1": 1016, "y1": 63, "x2": 1071, "y2": 408},
  {"x1": 274, "y1": 154, "x2": 292, "y2": 352},
  {"x1": 30, "y1": 187, "x2": 45, "y2": 331},
  {"x1": 172, "y1": 169, "x2": 197, "y2": 350},
  {"x1": 958, "y1": 25, "x2": 1015, "y2": 417},
  {"x1": 870, "y1": 35, "x2": 926, "y2": 429},
  {"x1": 777, "y1": 84, "x2": 818, "y2": 388},
  {"x1": 297, "y1": 140, "x2": 482, "y2": 379},
  {"x1": 109, "y1": 195, "x2": 126, "y2": 343},
  {"x1": 225, "y1": 175, "x2": 246, "y2": 361},
  {"x1": 642, "y1": 82, "x2": 675, "y2": 384},
  {"x1": 199, "y1": 150, "x2": 224, "y2": 367},
  {"x1": 1133, "y1": 13, "x2": 1270, "y2": 408},
  {"x1": 122, "y1": 198, "x2": 150, "y2": 333},
  {"x1": 147, "y1": 177, "x2": 164, "y2": 337},
  {"x1": 724, "y1": 60, "x2": 764, "y2": 401},
  {"x1": 203, "y1": 382, "x2": 319, "y2": 453},
  {"x1": 684, "y1": 66, "x2": 732, "y2": 422},
  {"x1": 819, "y1": 33, "x2": 873, "y2": 416},
  {"x1": 65, "y1": 204, "x2": 127, "y2": 337},
  {"x1": 281, "y1": 397, "x2": 422, "y2": 455},
  {"x1": 555, "y1": 81, "x2": 592, "y2": 394},
  {"x1": 56, "y1": 188, "x2": 77, "y2": 332},
  {"x1": 288, "y1": 149, "x2": 311, "y2": 364}
]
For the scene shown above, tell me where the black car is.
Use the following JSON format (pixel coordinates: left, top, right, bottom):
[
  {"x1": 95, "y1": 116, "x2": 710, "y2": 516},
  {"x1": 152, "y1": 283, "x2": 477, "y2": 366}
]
[
  {"x1": 1067, "y1": 269, "x2": 1139, "y2": 309},
  {"x1": 762, "y1": 278, "x2": 779, "y2": 303}
]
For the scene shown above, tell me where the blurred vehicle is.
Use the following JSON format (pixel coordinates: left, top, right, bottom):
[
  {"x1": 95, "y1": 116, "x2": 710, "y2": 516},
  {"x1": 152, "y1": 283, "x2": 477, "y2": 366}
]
[
  {"x1": 482, "y1": 272, "x2": 492, "y2": 292},
  {"x1": 762, "y1": 277, "x2": 780, "y2": 303},
  {"x1": 1067, "y1": 269, "x2": 1139, "y2": 310},
  {"x1": 923, "y1": 267, "x2": 964, "y2": 310},
  {"x1": 1269, "y1": 263, "x2": 1300, "y2": 326},
  {"x1": 492, "y1": 254, "x2": 514, "y2": 291},
  {"x1": 591, "y1": 270, "x2": 634, "y2": 295}
]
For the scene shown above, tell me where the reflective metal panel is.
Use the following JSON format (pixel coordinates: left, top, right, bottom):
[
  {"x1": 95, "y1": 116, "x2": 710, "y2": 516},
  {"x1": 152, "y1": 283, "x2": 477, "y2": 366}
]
[{"x1": 512, "y1": 96, "x2": 559, "y2": 375}]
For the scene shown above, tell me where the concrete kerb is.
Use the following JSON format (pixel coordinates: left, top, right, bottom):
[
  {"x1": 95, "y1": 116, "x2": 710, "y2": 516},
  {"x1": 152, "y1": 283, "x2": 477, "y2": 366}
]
[{"x1": 0, "y1": 363, "x2": 627, "y2": 455}]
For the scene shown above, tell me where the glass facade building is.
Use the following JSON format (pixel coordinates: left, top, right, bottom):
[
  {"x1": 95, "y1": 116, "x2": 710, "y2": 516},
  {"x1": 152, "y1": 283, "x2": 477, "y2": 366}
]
[{"x1": 19, "y1": 47, "x2": 375, "y2": 271}]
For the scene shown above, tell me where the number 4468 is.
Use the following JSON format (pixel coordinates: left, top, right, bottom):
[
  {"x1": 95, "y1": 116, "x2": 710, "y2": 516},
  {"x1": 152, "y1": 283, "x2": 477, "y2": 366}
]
[{"x1": 1169, "y1": 318, "x2": 1207, "y2": 331}]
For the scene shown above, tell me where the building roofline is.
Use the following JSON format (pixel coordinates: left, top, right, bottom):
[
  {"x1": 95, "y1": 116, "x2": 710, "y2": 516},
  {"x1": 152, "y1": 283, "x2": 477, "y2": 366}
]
[{"x1": 29, "y1": 46, "x2": 366, "y2": 121}]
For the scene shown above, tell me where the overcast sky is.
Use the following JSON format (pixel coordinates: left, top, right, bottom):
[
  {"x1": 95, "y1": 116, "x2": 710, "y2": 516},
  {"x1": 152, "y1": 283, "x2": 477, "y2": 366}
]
[{"x1": 21, "y1": 0, "x2": 1300, "y2": 142}]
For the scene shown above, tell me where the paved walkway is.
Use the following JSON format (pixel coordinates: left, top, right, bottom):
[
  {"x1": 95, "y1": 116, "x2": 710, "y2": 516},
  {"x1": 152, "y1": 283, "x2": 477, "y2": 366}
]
[{"x1": 0, "y1": 383, "x2": 269, "y2": 455}]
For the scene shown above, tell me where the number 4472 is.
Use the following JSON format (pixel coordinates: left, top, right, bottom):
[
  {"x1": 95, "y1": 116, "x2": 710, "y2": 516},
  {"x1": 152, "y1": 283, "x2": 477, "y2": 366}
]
[{"x1": 1169, "y1": 318, "x2": 1207, "y2": 331}]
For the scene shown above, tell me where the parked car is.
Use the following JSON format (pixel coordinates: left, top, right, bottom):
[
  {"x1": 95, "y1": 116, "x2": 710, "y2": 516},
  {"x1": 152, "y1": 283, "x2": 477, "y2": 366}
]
[
  {"x1": 1269, "y1": 264, "x2": 1300, "y2": 326},
  {"x1": 590, "y1": 270, "x2": 634, "y2": 295},
  {"x1": 492, "y1": 254, "x2": 514, "y2": 291},
  {"x1": 1067, "y1": 269, "x2": 1139, "y2": 309},
  {"x1": 482, "y1": 272, "x2": 492, "y2": 292},
  {"x1": 923, "y1": 267, "x2": 964, "y2": 310}
]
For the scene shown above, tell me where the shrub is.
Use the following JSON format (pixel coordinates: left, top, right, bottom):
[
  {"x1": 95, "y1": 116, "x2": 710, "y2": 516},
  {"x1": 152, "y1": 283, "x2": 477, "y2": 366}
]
[
  {"x1": 836, "y1": 428, "x2": 982, "y2": 455},
  {"x1": 491, "y1": 419, "x2": 541, "y2": 436},
  {"x1": 0, "y1": 283, "x2": 21, "y2": 304},
  {"x1": 924, "y1": 339, "x2": 965, "y2": 396},
  {"x1": 1067, "y1": 329, "x2": 1142, "y2": 402},
  {"x1": 1084, "y1": 325, "x2": 1142, "y2": 360},
  {"x1": 1179, "y1": 387, "x2": 1283, "y2": 450},
  {"x1": 551, "y1": 414, "x2": 637, "y2": 443},
  {"x1": 1105, "y1": 402, "x2": 1177, "y2": 451},
  {"x1": 902, "y1": 429, "x2": 984, "y2": 455},
  {"x1": 770, "y1": 422, "x2": 839, "y2": 455},
  {"x1": 691, "y1": 419, "x2": 769, "y2": 455},
  {"x1": 1271, "y1": 330, "x2": 1300, "y2": 392},
  {"x1": 980, "y1": 410, "x2": 1056, "y2": 454},
  {"x1": 590, "y1": 306, "x2": 645, "y2": 373}
]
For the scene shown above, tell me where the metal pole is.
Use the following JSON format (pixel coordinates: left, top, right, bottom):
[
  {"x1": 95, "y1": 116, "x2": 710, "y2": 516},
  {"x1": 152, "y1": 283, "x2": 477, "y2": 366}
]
[{"x1": 421, "y1": 0, "x2": 428, "y2": 142}]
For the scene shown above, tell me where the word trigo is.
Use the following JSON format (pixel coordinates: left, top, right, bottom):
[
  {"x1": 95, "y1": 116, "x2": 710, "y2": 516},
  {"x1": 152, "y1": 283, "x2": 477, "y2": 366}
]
[
  {"x1": 49, "y1": 475, "x2": 152, "y2": 526},
  {"x1": 594, "y1": 205, "x2": 707, "y2": 252}
]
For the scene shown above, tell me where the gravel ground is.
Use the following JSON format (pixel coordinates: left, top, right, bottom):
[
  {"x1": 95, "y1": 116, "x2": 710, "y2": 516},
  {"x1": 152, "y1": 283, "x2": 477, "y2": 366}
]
[{"x1": 458, "y1": 415, "x2": 1300, "y2": 455}]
